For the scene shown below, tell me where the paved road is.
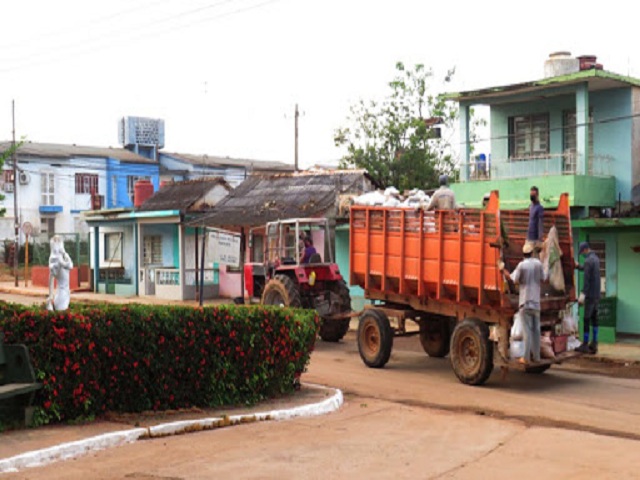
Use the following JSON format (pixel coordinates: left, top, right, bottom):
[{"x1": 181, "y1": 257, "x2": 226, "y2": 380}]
[{"x1": 6, "y1": 331, "x2": 640, "y2": 479}]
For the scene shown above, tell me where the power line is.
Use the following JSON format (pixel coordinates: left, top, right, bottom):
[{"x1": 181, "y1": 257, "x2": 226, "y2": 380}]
[{"x1": 0, "y1": 0, "x2": 280, "y2": 74}]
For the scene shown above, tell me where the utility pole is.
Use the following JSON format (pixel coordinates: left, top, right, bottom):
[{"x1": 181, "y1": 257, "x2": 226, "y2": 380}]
[
  {"x1": 294, "y1": 103, "x2": 299, "y2": 171},
  {"x1": 12, "y1": 100, "x2": 19, "y2": 287}
]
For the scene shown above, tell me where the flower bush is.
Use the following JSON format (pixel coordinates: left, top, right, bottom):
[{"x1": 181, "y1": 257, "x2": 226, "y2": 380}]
[{"x1": 0, "y1": 303, "x2": 319, "y2": 424}]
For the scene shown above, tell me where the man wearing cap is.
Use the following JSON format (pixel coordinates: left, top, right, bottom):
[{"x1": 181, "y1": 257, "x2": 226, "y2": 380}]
[
  {"x1": 575, "y1": 242, "x2": 601, "y2": 354},
  {"x1": 427, "y1": 175, "x2": 456, "y2": 211},
  {"x1": 500, "y1": 243, "x2": 549, "y2": 364}
]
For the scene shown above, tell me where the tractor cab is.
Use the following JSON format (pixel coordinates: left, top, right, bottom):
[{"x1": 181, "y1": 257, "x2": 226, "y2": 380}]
[{"x1": 245, "y1": 217, "x2": 352, "y2": 342}]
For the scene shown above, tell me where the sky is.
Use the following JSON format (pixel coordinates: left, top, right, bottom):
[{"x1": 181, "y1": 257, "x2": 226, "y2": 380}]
[{"x1": 0, "y1": 0, "x2": 638, "y2": 169}]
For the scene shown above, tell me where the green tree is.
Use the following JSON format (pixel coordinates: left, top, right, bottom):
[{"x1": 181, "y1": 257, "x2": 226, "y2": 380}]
[{"x1": 335, "y1": 62, "x2": 459, "y2": 191}]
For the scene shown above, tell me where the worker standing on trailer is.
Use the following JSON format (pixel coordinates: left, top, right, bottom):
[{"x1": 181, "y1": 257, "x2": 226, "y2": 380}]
[
  {"x1": 301, "y1": 237, "x2": 317, "y2": 264},
  {"x1": 526, "y1": 186, "x2": 544, "y2": 256},
  {"x1": 500, "y1": 243, "x2": 549, "y2": 364},
  {"x1": 575, "y1": 242, "x2": 601, "y2": 354},
  {"x1": 427, "y1": 175, "x2": 456, "y2": 210}
]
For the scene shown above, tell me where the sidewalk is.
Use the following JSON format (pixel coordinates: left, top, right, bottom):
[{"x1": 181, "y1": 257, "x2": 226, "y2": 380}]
[{"x1": 0, "y1": 282, "x2": 232, "y2": 307}]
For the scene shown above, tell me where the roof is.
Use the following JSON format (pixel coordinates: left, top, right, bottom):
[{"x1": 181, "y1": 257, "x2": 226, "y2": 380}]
[
  {"x1": 445, "y1": 69, "x2": 640, "y2": 104},
  {"x1": 160, "y1": 151, "x2": 294, "y2": 172},
  {"x1": 137, "y1": 178, "x2": 231, "y2": 213},
  {"x1": 190, "y1": 170, "x2": 374, "y2": 228},
  {"x1": 0, "y1": 141, "x2": 154, "y2": 163}
]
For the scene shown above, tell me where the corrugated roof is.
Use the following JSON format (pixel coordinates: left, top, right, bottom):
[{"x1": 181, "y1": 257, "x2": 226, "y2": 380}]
[
  {"x1": 190, "y1": 170, "x2": 373, "y2": 228},
  {"x1": 160, "y1": 151, "x2": 294, "y2": 172},
  {"x1": 445, "y1": 68, "x2": 640, "y2": 104},
  {"x1": 137, "y1": 178, "x2": 231, "y2": 213},
  {"x1": 0, "y1": 141, "x2": 155, "y2": 163}
]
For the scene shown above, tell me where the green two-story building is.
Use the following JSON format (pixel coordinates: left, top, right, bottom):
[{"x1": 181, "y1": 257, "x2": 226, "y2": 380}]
[{"x1": 448, "y1": 53, "x2": 640, "y2": 340}]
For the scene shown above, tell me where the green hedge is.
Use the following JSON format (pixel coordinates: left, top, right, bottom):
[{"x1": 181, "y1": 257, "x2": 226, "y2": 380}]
[{"x1": 0, "y1": 303, "x2": 319, "y2": 424}]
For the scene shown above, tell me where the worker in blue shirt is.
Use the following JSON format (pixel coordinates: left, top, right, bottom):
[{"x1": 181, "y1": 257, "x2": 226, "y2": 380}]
[
  {"x1": 526, "y1": 186, "x2": 544, "y2": 257},
  {"x1": 575, "y1": 242, "x2": 602, "y2": 354}
]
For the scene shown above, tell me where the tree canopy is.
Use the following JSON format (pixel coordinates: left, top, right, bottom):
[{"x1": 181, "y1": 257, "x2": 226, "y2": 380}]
[{"x1": 334, "y1": 62, "x2": 458, "y2": 191}]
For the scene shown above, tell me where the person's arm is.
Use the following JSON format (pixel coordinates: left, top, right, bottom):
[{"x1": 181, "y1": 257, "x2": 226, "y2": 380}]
[
  {"x1": 502, "y1": 263, "x2": 520, "y2": 284},
  {"x1": 426, "y1": 191, "x2": 439, "y2": 211},
  {"x1": 583, "y1": 258, "x2": 593, "y2": 295},
  {"x1": 537, "y1": 206, "x2": 544, "y2": 241}
]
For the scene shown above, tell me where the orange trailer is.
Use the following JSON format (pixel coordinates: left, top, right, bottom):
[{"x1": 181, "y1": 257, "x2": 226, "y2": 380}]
[{"x1": 349, "y1": 191, "x2": 579, "y2": 385}]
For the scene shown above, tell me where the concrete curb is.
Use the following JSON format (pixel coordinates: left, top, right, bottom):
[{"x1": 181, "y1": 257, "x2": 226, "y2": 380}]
[{"x1": 0, "y1": 384, "x2": 343, "y2": 474}]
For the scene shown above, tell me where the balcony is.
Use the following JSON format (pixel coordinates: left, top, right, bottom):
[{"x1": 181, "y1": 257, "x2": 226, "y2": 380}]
[
  {"x1": 452, "y1": 153, "x2": 617, "y2": 210},
  {"x1": 461, "y1": 153, "x2": 614, "y2": 182}
]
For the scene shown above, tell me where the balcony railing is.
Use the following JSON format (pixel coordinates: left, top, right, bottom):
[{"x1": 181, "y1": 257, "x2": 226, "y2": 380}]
[{"x1": 461, "y1": 153, "x2": 614, "y2": 182}]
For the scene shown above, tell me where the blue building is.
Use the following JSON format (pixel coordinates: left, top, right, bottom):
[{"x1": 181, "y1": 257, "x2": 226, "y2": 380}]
[{"x1": 447, "y1": 53, "x2": 640, "y2": 340}]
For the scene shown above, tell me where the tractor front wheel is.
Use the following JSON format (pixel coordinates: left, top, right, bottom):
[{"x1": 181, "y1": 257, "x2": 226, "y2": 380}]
[{"x1": 261, "y1": 274, "x2": 302, "y2": 308}]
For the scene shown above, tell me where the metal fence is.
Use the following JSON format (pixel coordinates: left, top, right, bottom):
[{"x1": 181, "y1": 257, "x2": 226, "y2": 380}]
[{"x1": 3, "y1": 232, "x2": 90, "y2": 266}]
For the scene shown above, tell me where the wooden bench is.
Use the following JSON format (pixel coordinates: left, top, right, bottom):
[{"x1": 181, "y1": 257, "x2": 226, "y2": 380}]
[{"x1": 0, "y1": 333, "x2": 41, "y2": 426}]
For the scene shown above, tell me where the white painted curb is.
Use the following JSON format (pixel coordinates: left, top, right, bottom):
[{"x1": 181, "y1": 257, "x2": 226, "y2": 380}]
[{"x1": 0, "y1": 384, "x2": 343, "y2": 474}]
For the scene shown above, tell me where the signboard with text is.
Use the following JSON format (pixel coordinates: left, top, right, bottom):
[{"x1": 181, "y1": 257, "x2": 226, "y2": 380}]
[{"x1": 208, "y1": 231, "x2": 241, "y2": 267}]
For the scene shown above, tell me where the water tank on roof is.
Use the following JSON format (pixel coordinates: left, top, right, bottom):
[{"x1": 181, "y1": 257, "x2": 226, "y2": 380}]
[
  {"x1": 134, "y1": 180, "x2": 155, "y2": 207},
  {"x1": 119, "y1": 116, "x2": 165, "y2": 148},
  {"x1": 544, "y1": 52, "x2": 580, "y2": 78}
]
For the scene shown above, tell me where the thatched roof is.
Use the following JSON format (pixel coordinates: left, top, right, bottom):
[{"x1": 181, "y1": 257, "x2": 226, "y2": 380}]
[
  {"x1": 190, "y1": 170, "x2": 374, "y2": 228},
  {"x1": 138, "y1": 178, "x2": 231, "y2": 213}
]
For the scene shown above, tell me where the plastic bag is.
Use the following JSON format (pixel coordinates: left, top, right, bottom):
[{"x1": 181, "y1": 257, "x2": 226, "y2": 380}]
[
  {"x1": 540, "y1": 333, "x2": 556, "y2": 359},
  {"x1": 567, "y1": 335, "x2": 581, "y2": 351},
  {"x1": 562, "y1": 312, "x2": 577, "y2": 335},
  {"x1": 543, "y1": 226, "x2": 565, "y2": 292},
  {"x1": 511, "y1": 312, "x2": 524, "y2": 341},
  {"x1": 510, "y1": 339, "x2": 524, "y2": 359}
]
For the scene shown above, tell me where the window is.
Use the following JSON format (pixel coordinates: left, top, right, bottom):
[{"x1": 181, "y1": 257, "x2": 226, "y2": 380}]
[
  {"x1": 3, "y1": 170, "x2": 14, "y2": 192},
  {"x1": 104, "y1": 232, "x2": 123, "y2": 264},
  {"x1": 508, "y1": 114, "x2": 549, "y2": 159},
  {"x1": 127, "y1": 176, "x2": 151, "y2": 203},
  {"x1": 41, "y1": 172, "x2": 55, "y2": 205},
  {"x1": 563, "y1": 110, "x2": 594, "y2": 155},
  {"x1": 75, "y1": 173, "x2": 99, "y2": 194},
  {"x1": 143, "y1": 235, "x2": 163, "y2": 265},
  {"x1": 251, "y1": 234, "x2": 264, "y2": 263},
  {"x1": 40, "y1": 217, "x2": 55, "y2": 235}
]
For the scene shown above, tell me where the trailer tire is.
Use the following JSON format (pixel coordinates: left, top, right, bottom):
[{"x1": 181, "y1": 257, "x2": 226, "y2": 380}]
[
  {"x1": 525, "y1": 364, "x2": 551, "y2": 374},
  {"x1": 450, "y1": 319, "x2": 493, "y2": 386},
  {"x1": 419, "y1": 319, "x2": 451, "y2": 357},
  {"x1": 358, "y1": 309, "x2": 393, "y2": 368},
  {"x1": 261, "y1": 275, "x2": 302, "y2": 308},
  {"x1": 319, "y1": 280, "x2": 352, "y2": 342}
]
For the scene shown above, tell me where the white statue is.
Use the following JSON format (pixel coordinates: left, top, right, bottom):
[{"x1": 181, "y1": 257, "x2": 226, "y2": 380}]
[{"x1": 47, "y1": 235, "x2": 73, "y2": 311}]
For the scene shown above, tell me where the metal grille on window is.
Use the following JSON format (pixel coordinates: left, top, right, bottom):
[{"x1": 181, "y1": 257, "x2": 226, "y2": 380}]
[{"x1": 143, "y1": 236, "x2": 163, "y2": 265}]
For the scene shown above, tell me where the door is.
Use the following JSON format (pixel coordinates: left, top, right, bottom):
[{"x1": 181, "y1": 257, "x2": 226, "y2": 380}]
[{"x1": 617, "y1": 233, "x2": 640, "y2": 334}]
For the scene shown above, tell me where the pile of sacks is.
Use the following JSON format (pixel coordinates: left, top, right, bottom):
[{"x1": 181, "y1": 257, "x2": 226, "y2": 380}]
[
  {"x1": 509, "y1": 312, "x2": 557, "y2": 360},
  {"x1": 353, "y1": 187, "x2": 431, "y2": 209}
]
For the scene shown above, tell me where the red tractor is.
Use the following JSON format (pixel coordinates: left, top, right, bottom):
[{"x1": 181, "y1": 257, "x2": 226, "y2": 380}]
[{"x1": 244, "y1": 218, "x2": 352, "y2": 342}]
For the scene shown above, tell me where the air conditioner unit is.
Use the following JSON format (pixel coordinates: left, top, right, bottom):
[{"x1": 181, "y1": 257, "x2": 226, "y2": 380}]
[
  {"x1": 18, "y1": 171, "x2": 30, "y2": 185},
  {"x1": 3, "y1": 183, "x2": 14, "y2": 193}
]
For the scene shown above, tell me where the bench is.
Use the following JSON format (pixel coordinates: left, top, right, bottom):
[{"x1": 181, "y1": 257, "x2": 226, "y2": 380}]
[{"x1": 0, "y1": 333, "x2": 41, "y2": 426}]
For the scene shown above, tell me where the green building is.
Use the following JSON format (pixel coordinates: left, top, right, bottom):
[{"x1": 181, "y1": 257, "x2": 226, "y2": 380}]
[{"x1": 447, "y1": 53, "x2": 640, "y2": 341}]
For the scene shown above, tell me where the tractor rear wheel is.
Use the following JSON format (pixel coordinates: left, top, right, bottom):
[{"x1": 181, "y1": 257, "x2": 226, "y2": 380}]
[
  {"x1": 450, "y1": 319, "x2": 493, "y2": 386},
  {"x1": 261, "y1": 274, "x2": 302, "y2": 308},
  {"x1": 319, "y1": 280, "x2": 352, "y2": 342},
  {"x1": 357, "y1": 309, "x2": 393, "y2": 368},
  {"x1": 419, "y1": 318, "x2": 451, "y2": 358}
]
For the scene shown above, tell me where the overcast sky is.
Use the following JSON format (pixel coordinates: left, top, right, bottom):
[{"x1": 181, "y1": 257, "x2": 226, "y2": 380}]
[{"x1": 0, "y1": 0, "x2": 638, "y2": 168}]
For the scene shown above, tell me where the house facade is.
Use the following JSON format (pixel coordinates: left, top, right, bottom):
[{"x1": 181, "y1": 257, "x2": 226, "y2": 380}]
[
  {"x1": 85, "y1": 178, "x2": 232, "y2": 301},
  {"x1": 448, "y1": 52, "x2": 640, "y2": 339},
  {"x1": 0, "y1": 141, "x2": 160, "y2": 239}
]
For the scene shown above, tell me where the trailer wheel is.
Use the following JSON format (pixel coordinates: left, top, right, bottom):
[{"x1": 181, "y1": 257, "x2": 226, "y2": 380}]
[
  {"x1": 357, "y1": 309, "x2": 393, "y2": 368},
  {"x1": 319, "y1": 280, "x2": 352, "y2": 342},
  {"x1": 525, "y1": 365, "x2": 551, "y2": 374},
  {"x1": 261, "y1": 275, "x2": 302, "y2": 308},
  {"x1": 450, "y1": 319, "x2": 493, "y2": 386},
  {"x1": 419, "y1": 319, "x2": 450, "y2": 358}
]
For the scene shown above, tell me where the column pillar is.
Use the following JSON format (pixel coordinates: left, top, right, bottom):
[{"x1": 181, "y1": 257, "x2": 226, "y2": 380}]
[
  {"x1": 459, "y1": 103, "x2": 471, "y2": 182},
  {"x1": 576, "y1": 83, "x2": 590, "y2": 175}
]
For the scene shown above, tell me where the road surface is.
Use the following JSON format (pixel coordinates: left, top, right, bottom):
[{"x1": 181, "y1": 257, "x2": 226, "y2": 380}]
[{"x1": 5, "y1": 330, "x2": 640, "y2": 479}]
